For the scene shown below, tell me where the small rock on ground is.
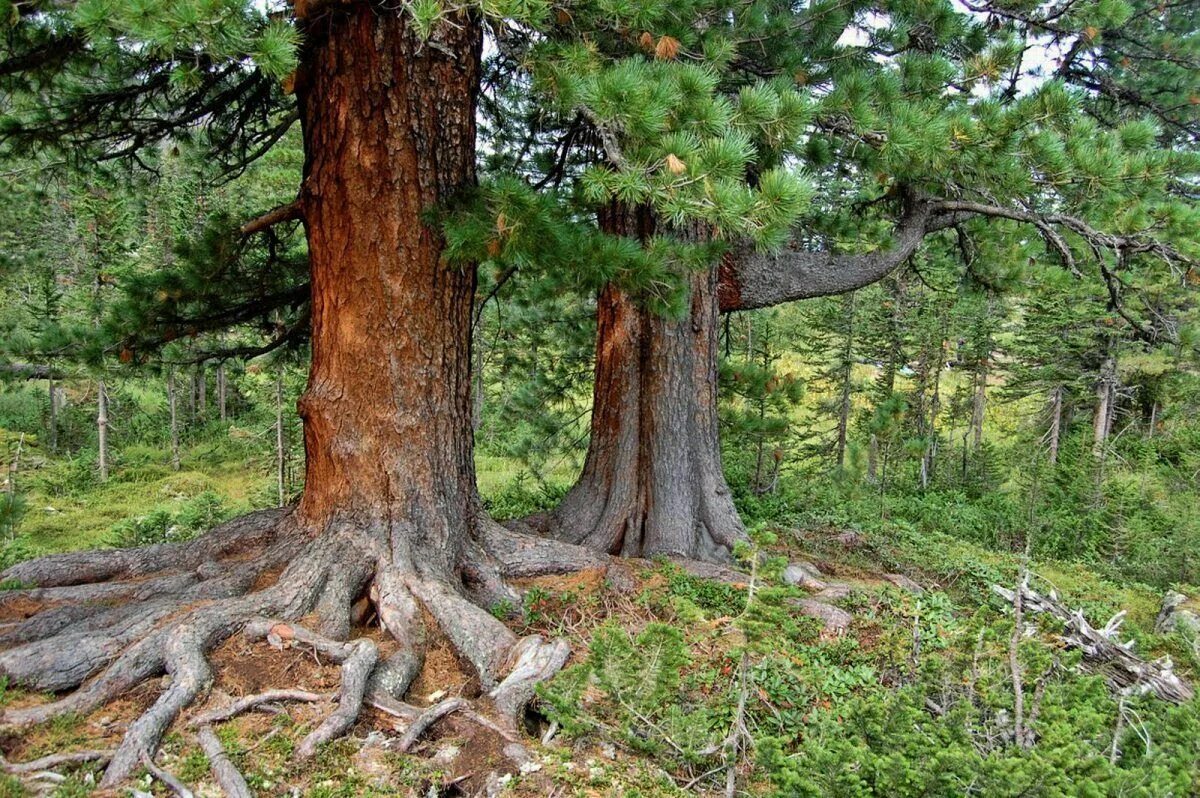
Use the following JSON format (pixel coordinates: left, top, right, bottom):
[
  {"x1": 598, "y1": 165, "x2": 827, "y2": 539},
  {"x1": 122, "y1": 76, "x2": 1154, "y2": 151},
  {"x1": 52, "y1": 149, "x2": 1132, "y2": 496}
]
[
  {"x1": 791, "y1": 598, "x2": 853, "y2": 634},
  {"x1": 884, "y1": 573, "x2": 925, "y2": 595},
  {"x1": 782, "y1": 561, "x2": 827, "y2": 591},
  {"x1": 1156, "y1": 590, "x2": 1200, "y2": 635}
]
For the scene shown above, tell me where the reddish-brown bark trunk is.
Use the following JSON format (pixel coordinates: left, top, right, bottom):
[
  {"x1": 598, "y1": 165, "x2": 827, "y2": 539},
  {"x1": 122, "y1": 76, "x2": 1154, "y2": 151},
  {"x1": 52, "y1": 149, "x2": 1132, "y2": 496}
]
[
  {"x1": 293, "y1": 2, "x2": 482, "y2": 575},
  {"x1": 544, "y1": 205, "x2": 745, "y2": 561},
  {"x1": 0, "y1": 7, "x2": 589, "y2": 782}
]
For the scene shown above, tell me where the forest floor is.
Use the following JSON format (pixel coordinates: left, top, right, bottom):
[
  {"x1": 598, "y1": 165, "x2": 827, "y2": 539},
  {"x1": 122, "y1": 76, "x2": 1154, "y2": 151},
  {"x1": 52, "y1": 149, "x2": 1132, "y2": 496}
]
[
  {"x1": 0, "y1": 537, "x2": 980, "y2": 797},
  {"x1": 2, "y1": 435, "x2": 1198, "y2": 796}
]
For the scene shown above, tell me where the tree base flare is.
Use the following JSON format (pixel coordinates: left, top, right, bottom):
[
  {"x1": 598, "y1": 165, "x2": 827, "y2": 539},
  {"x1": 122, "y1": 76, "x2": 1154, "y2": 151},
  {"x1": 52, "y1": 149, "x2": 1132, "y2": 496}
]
[{"x1": 0, "y1": 508, "x2": 602, "y2": 789}]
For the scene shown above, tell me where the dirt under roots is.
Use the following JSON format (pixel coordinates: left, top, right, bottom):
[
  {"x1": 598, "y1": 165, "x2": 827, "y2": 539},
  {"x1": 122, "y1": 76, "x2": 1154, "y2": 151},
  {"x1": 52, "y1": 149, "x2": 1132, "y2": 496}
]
[{"x1": 0, "y1": 507, "x2": 623, "y2": 791}]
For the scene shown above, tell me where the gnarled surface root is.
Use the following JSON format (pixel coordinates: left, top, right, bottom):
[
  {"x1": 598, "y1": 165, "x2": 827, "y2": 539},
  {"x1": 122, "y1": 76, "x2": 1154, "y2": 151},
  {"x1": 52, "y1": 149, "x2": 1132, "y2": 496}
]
[{"x1": 0, "y1": 509, "x2": 609, "y2": 789}]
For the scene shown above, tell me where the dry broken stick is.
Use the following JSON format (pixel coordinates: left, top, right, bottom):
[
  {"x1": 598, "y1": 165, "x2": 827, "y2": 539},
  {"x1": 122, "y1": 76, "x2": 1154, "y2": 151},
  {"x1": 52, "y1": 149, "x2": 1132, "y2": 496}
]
[{"x1": 992, "y1": 582, "x2": 1194, "y2": 704}]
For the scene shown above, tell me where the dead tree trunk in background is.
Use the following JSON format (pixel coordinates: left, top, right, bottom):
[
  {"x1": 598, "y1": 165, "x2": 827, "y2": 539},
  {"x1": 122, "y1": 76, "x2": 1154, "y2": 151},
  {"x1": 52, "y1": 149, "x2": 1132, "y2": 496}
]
[
  {"x1": 47, "y1": 372, "x2": 58, "y2": 454},
  {"x1": 195, "y1": 363, "x2": 207, "y2": 422},
  {"x1": 835, "y1": 293, "x2": 855, "y2": 470},
  {"x1": 922, "y1": 353, "x2": 942, "y2": 489},
  {"x1": 1093, "y1": 353, "x2": 1116, "y2": 459},
  {"x1": 1047, "y1": 386, "x2": 1063, "y2": 466},
  {"x1": 168, "y1": 369, "x2": 181, "y2": 472},
  {"x1": 275, "y1": 366, "x2": 286, "y2": 507},
  {"x1": 216, "y1": 361, "x2": 227, "y2": 421},
  {"x1": 971, "y1": 364, "x2": 988, "y2": 451},
  {"x1": 96, "y1": 379, "x2": 109, "y2": 482}
]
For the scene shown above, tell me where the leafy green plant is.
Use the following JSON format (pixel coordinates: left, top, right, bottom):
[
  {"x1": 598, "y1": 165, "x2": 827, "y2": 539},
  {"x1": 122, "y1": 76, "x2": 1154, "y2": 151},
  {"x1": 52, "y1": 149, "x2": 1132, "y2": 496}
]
[{"x1": 108, "y1": 490, "x2": 233, "y2": 547}]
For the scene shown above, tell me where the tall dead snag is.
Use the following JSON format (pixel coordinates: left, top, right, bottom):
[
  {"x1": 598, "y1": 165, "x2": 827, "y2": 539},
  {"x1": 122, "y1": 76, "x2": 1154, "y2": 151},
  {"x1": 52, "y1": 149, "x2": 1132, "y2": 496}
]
[
  {"x1": 168, "y1": 368, "x2": 181, "y2": 471},
  {"x1": 96, "y1": 378, "x2": 109, "y2": 482},
  {"x1": 274, "y1": 366, "x2": 286, "y2": 507},
  {"x1": 0, "y1": 5, "x2": 593, "y2": 786},
  {"x1": 1092, "y1": 351, "x2": 1117, "y2": 459},
  {"x1": 1046, "y1": 385, "x2": 1064, "y2": 466}
]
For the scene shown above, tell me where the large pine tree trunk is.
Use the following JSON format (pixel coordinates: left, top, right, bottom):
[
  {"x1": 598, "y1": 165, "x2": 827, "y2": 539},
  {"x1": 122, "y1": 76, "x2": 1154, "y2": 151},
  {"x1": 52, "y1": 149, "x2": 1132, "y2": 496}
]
[
  {"x1": 0, "y1": 6, "x2": 589, "y2": 785},
  {"x1": 540, "y1": 204, "x2": 744, "y2": 561},
  {"x1": 293, "y1": 2, "x2": 481, "y2": 577}
]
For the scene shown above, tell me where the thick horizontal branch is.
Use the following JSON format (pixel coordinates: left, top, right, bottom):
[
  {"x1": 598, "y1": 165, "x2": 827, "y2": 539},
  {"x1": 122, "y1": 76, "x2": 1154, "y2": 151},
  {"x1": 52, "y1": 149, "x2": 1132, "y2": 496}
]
[
  {"x1": 721, "y1": 194, "x2": 1190, "y2": 334},
  {"x1": 720, "y1": 194, "x2": 934, "y2": 311}
]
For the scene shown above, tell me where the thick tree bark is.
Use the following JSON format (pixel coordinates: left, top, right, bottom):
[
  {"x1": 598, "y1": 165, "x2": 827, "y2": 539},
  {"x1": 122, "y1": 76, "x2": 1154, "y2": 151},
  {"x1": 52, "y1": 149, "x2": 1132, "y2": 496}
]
[
  {"x1": 546, "y1": 199, "x2": 942, "y2": 560},
  {"x1": 539, "y1": 204, "x2": 744, "y2": 561},
  {"x1": 292, "y1": 3, "x2": 481, "y2": 571},
  {"x1": 0, "y1": 6, "x2": 591, "y2": 787}
]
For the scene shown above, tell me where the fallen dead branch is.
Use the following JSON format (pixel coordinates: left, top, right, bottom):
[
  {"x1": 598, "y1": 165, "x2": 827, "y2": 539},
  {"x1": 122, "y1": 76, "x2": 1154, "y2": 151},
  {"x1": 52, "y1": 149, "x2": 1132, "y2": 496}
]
[{"x1": 992, "y1": 582, "x2": 1193, "y2": 704}]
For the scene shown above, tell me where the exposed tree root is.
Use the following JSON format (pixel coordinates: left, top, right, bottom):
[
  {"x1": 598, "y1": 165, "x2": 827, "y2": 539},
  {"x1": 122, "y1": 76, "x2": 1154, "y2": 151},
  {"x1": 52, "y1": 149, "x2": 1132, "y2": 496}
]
[
  {"x1": 488, "y1": 634, "x2": 571, "y2": 729},
  {"x1": 188, "y1": 689, "x2": 324, "y2": 726},
  {"x1": 1, "y1": 508, "x2": 288, "y2": 589},
  {"x1": 196, "y1": 725, "x2": 252, "y2": 798},
  {"x1": 140, "y1": 751, "x2": 195, "y2": 798},
  {"x1": 0, "y1": 508, "x2": 606, "y2": 790},
  {"x1": 0, "y1": 750, "x2": 112, "y2": 775},
  {"x1": 0, "y1": 503, "x2": 848, "y2": 794},
  {"x1": 396, "y1": 697, "x2": 468, "y2": 753},
  {"x1": 244, "y1": 619, "x2": 379, "y2": 759}
]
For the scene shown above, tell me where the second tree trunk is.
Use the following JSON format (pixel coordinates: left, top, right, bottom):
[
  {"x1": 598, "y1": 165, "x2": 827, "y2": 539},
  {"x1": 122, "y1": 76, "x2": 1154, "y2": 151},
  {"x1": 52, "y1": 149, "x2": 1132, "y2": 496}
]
[{"x1": 543, "y1": 205, "x2": 745, "y2": 561}]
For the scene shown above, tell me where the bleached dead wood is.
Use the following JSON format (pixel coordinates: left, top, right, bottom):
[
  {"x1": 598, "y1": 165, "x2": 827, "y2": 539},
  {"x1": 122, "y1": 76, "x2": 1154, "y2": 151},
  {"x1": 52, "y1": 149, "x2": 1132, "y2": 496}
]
[{"x1": 992, "y1": 582, "x2": 1193, "y2": 704}]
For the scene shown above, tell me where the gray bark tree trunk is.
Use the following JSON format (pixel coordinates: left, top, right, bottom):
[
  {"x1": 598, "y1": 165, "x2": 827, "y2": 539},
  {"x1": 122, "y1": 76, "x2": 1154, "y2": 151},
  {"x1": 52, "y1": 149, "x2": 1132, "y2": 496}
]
[
  {"x1": 168, "y1": 369, "x2": 181, "y2": 472},
  {"x1": 96, "y1": 379, "x2": 109, "y2": 482},
  {"x1": 537, "y1": 204, "x2": 744, "y2": 561}
]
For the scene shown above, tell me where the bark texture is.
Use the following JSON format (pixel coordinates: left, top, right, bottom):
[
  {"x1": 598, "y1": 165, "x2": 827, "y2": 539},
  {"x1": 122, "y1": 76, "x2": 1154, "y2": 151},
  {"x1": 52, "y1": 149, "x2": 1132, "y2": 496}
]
[
  {"x1": 539, "y1": 204, "x2": 744, "y2": 561},
  {"x1": 720, "y1": 194, "x2": 936, "y2": 311},
  {"x1": 0, "y1": 6, "x2": 592, "y2": 788}
]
